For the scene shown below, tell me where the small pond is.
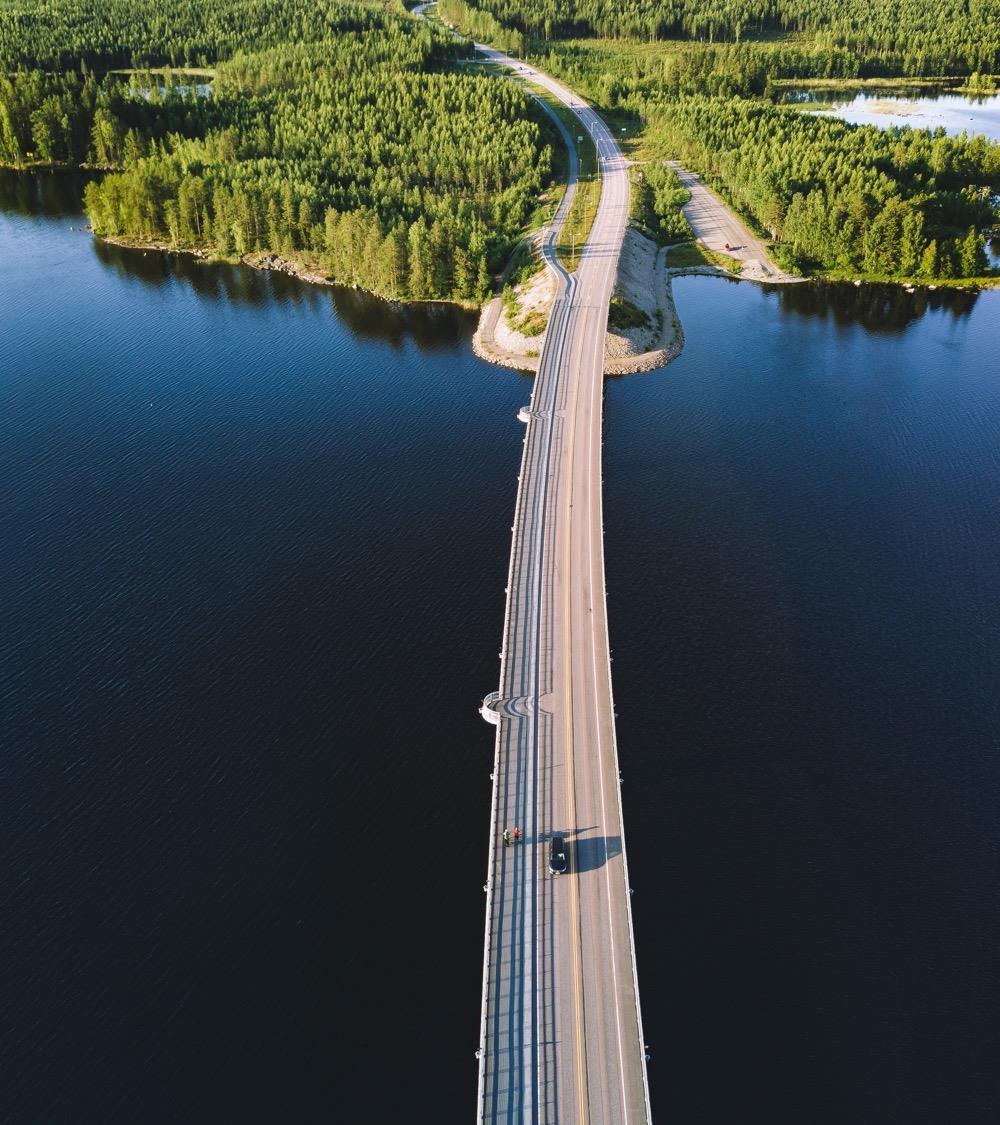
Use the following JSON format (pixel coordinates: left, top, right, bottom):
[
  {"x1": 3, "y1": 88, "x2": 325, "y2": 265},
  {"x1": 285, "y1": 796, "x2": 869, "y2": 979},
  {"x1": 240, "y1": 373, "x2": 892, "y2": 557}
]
[{"x1": 782, "y1": 86, "x2": 1000, "y2": 141}]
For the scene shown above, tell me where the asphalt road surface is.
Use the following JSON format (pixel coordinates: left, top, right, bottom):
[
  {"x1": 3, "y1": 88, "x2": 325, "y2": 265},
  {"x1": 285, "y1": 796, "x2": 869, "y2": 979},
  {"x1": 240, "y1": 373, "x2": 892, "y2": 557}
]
[
  {"x1": 668, "y1": 160, "x2": 782, "y2": 280},
  {"x1": 476, "y1": 47, "x2": 653, "y2": 1125}
]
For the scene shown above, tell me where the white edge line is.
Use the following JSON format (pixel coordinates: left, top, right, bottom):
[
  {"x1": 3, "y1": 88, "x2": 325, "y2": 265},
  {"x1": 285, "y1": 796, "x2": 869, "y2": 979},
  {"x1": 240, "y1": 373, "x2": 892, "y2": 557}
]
[{"x1": 474, "y1": 46, "x2": 581, "y2": 1125}]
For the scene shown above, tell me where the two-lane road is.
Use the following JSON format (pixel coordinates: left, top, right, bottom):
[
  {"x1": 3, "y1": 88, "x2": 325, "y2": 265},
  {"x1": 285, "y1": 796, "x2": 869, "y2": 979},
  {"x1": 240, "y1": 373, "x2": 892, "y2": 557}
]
[{"x1": 477, "y1": 47, "x2": 652, "y2": 1125}]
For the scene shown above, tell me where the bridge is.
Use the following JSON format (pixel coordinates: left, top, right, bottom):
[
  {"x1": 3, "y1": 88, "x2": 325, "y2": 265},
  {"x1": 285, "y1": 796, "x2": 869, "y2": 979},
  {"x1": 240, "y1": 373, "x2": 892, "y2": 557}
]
[{"x1": 476, "y1": 47, "x2": 653, "y2": 1125}]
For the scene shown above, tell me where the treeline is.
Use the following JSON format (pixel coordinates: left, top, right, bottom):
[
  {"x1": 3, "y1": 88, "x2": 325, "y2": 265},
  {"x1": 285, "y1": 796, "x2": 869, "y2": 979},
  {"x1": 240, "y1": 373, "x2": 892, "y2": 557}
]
[
  {"x1": 438, "y1": 0, "x2": 526, "y2": 55},
  {"x1": 449, "y1": 0, "x2": 999, "y2": 76},
  {"x1": 82, "y1": 24, "x2": 552, "y2": 300},
  {"x1": 0, "y1": 0, "x2": 390, "y2": 71},
  {"x1": 86, "y1": 167, "x2": 492, "y2": 299},
  {"x1": 532, "y1": 40, "x2": 922, "y2": 107},
  {"x1": 0, "y1": 70, "x2": 206, "y2": 167},
  {"x1": 646, "y1": 98, "x2": 998, "y2": 278}
]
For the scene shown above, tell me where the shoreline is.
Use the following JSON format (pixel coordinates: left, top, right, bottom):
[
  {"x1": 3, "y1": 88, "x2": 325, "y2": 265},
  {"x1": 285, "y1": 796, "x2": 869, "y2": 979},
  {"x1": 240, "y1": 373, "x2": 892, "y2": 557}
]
[
  {"x1": 95, "y1": 234, "x2": 480, "y2": 310},
  {"x1": 771, "y1": 75, "x2": 998, "y2": 91},
  {"x1": 472, "y1": 229, "x2": 806, "y2": 380},
  {"x1": 8, "y1": 171, "x2": 992, "y2": 306},
  {"x1": 71, "y1": 228, "x2": 1000, "y2": 370},
  {"x1": 469, "y1": 246, "x2": 998, "y2": 381}
]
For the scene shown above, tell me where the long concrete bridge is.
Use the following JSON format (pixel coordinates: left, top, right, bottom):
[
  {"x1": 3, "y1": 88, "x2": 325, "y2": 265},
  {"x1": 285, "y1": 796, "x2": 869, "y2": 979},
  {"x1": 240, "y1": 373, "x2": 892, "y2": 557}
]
[{"x1": 476, "y1": 46, "x2": 653, "y2": 1125}]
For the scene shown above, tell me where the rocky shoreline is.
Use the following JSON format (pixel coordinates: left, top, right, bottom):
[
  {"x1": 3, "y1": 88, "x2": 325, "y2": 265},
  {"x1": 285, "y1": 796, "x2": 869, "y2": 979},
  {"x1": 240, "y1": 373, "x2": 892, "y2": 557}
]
[
  {"x1": 242, "y1": 251, "x2": 333, "y2": 287},
  {"x1": 473, "y1": 229, "x2": 701, "y2": 378},
  {"x1": 100, "y1": 235, "x2": 340, "y2": 288},
  {"x1": 604, "y1": 233, "x2": 682, "y2": 376},
  {"x1": 95, "y1": 235, "x2": 482, "y2": 308}
]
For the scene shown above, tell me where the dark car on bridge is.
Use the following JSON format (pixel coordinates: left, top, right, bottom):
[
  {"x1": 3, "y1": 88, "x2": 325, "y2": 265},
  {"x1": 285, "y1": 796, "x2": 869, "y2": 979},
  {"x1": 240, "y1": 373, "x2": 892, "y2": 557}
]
[{"x1": 548, "y1": 836, "x2": 568, "y2": 875}]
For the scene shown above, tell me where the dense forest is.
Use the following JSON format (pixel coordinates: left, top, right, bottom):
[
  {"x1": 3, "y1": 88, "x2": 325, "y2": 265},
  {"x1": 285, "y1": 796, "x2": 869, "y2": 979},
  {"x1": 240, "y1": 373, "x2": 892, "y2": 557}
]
[
  {"x1": 441, "y1": 0, "x2": 1000, "y2": 280},
  {"x1": 645, "y1": 98, "x2": 997, "y2": 277},
  {"x1": 0, "y1": 0, "x2": 553, "y2": 302},
  {"x1": 0, "y1": 72, "x2": 102, "y2": 165},
  {"x1": 0, "y1": 0, "x2": 386, "y2": 71},
  {"x1": 526, "y1": 38, "x2": 947, "y2": 104},
  {"x1": 3, "y1": 0, "x2": 998, "y2": 288},
  {"x1": 443, "y1": 0, "x2": 999, "y2": 76}
]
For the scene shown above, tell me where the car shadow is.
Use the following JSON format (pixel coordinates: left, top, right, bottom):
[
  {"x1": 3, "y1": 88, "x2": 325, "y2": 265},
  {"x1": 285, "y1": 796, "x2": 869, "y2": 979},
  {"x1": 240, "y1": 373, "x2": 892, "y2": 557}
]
[
  {"x1": 544, "y1": 828, "x2": 622, "y2": 874},
  {"x1": 571, "y1": 834, "x2": 622, "y2": 874}
]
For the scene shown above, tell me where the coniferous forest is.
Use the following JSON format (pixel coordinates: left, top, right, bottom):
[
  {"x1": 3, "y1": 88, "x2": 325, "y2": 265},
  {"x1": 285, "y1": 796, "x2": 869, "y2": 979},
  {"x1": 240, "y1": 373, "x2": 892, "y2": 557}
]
[
  {"x1": 0, "y1": 0, "x2": 553, "y2": 301},
  {"x1": 647, "y1": 98, "x2": 998, "y2": 278},
  {"x1": 441, "y1": 0, "x2": 999, "y2": 77},
  {"x1": 441, "y1": 0, "x2": 1000, "y2": 281},
  {"x1": 3, "y1": 0, "x2": 999, "y2": 288}
]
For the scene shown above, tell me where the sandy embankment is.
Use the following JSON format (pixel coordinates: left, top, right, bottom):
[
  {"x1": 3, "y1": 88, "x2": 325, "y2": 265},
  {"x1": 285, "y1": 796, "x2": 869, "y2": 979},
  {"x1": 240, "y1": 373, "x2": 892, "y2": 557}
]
[
  {"x1": 474, "y1": 227, "x2": 691, "y2": 376},
  {"x1": 604, "y1": 228, "x2": 684, "y2": 375},
  {"x1": 472, "y1": 238, "x2": 553, "y2": 373}
]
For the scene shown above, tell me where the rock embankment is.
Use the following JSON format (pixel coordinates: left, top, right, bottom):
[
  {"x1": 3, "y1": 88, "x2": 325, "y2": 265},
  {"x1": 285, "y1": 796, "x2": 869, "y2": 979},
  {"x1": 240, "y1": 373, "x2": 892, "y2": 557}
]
[
  {"x1": 473, "y1": 227, "x2": 691, "y2": 377},
  {"x1": 472, "y1": 250, "x2": 554, "y2": 373},
  {"x1": 242, "y1": 252, "x2": 332, "y2": 287},
  {"x1": 604, "y1": 228, "x2": 684, "y2": 376}
]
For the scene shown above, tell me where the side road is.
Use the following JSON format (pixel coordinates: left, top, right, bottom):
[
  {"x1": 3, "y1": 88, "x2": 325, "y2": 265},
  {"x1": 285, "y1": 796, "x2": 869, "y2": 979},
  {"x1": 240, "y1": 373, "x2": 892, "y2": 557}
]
[{"x1": 668, "y1": 160, "x2": 799, "y2": 282}]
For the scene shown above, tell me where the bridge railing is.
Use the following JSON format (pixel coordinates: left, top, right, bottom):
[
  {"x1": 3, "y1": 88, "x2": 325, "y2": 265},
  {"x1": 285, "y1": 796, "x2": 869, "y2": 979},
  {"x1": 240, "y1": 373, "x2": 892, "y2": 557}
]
[
  {"x1": 477, "y1": 312, "x2": 544, "y2": 1121},
  {"x1": 591, "y1": 112, "x2": 654, "y2": 1119}
]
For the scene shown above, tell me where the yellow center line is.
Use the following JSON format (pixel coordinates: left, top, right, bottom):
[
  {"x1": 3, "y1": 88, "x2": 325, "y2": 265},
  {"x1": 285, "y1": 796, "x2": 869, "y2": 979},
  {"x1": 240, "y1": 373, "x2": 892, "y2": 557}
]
[{"x1": 562, "y1": 303, "x2": 588, "y2": 1125}]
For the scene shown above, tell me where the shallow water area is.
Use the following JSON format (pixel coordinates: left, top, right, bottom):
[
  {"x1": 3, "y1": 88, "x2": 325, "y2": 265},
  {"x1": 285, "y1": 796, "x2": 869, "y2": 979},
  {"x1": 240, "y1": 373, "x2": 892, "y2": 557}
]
[{"x1": 783, "y1": 86, "x2": 1000, "y2": 140}]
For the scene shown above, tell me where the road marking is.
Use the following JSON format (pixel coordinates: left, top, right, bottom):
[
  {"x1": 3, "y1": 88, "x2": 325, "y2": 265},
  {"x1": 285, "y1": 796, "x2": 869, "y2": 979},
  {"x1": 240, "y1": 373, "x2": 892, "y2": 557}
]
[
  {"x1": 468, "y1": 40, "x2": 649, "y2": 1125},
  {"x1": 560, "y1": 301, "x2": 589, "y2": 1125},
  {"x1": 583, "y1": 286, "x2": 631, "y2": 1121}
]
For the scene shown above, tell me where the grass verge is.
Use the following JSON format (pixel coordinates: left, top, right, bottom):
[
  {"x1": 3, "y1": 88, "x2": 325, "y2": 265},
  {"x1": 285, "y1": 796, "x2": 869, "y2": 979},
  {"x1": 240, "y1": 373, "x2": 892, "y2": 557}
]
[
  {"x1": 608, "y1": 296, "x2": 651, "y2": 330},
  {"x1": 666, "y1": 240, "x2": 741, "y2": 273},
  {"x1": 523, "y1": 81, "x2": 600, "y2": 273}
]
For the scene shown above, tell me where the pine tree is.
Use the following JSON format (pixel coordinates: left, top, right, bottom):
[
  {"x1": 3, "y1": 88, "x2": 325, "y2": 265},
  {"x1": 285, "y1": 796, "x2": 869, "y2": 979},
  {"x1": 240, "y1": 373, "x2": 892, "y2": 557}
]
[
  {"x1": 379, "y1": 227, "x2": 409, "y2": 298},
  {"x1": 90, "y1": 107, "x2": 124, "y2": 166},
  {"x1": 163, "y1": 197, "x2": 180, "y2": 245},
  {"x1": 959, "y1": 227, "x2": 986, "y2": 277},
  {"x1": 122, "y1": 128, "x2": 144, "y2": 168},
  {"x1": 408, "y1": 219, "x2": 430, "y2": 298},
  {"x1": 898, "y1": 209, "x2": 926, "y2": 277},
  {"x1": 475, "y1": 254, "x2": 490, "y2": 299},
  {"x1": 297, "y1": 198, "x2": 312, "y2": 250}
]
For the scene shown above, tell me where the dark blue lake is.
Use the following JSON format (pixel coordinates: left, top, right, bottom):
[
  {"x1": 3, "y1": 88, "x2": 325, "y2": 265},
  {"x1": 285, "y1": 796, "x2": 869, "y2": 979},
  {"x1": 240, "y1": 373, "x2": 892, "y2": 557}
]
[
  {"x1": 3, "y1": 172, "x2": 999, "y2": 1123},
  {"x1": 1, "y1": 172, "x2": 522, "y2": 1123},
  {"x1": 608, "y1": 276, "x2": 1000, "y2": 1124}
]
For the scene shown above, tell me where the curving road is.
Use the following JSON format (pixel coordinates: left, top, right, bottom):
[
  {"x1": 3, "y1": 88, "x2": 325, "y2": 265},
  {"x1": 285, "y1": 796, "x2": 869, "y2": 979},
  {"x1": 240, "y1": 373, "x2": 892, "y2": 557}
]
[{"x1": 475, "y1": 46, "x2": 653, "y2": 1125}]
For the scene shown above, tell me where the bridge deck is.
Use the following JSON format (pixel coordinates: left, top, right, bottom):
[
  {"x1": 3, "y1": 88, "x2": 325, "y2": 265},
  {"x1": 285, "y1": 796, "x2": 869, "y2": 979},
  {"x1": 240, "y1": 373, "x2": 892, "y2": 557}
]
[{"x1": 476, "y1": 48, "x2": 652, "y2": 1125}]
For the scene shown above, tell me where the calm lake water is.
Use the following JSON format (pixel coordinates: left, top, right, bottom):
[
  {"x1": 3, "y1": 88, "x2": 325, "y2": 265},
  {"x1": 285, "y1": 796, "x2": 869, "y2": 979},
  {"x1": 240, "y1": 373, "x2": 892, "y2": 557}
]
[
  {"x1": 1, "y1": 171, "x2": 519, "y2": 1123},
  {"x1": 783, "y1": 86, "x2": 1000, "y2": 140},
  {"x1": 608, "y1": 276, "x2": 1000, "y2": 1124},
  {"x1": 3, "y1": 172, "x2": 999, "y2": 1123}
]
